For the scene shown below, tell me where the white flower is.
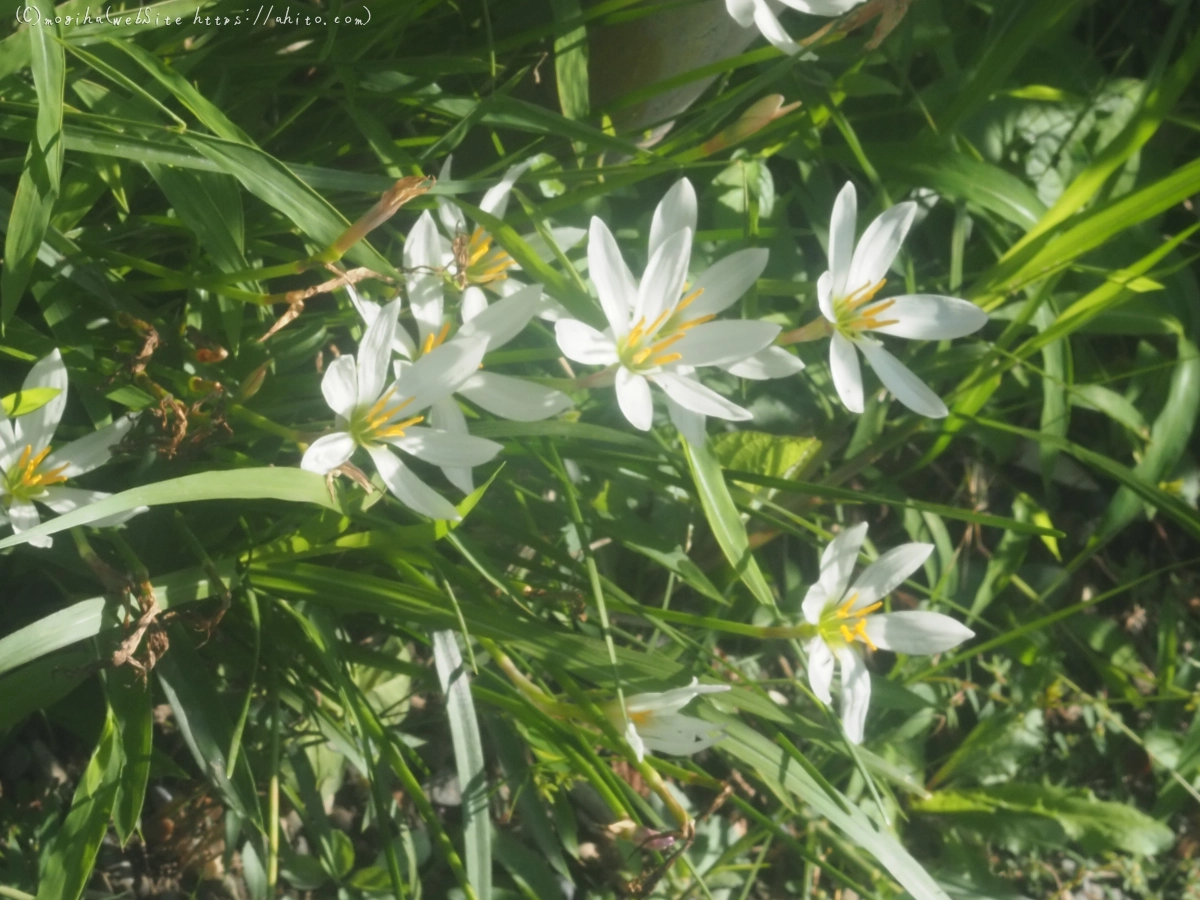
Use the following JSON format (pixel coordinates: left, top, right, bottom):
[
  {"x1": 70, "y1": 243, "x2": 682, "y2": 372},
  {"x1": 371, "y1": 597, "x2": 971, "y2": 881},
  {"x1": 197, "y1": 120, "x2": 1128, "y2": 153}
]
[
  {"x1": 725, "y1": 0, "x2": 866, "y2": 56},
  {"x1": 301, "y1": 299, "x2": 502, "y2": 521},
  {"x1": 555, "y1": 178, "x2": 794, "y2": 445},
  {"x1": 436, "y1": 156, "x2": 585, "y2": 315},
  {"x1": 0, "y1": 350, "x2": 138, "y2": 548},
  {"x1": 612, "y1": 678, "x2": 731, "y2": 762},
  {"x1": 801, "y1": 523, "x2": 974, "y2": 744},
  {"x1": 819, "y1": 182, "x2": 988, "y2": 418},
  {"x1": 349, "y1": 212, "x2": 573, "y2": 492}
]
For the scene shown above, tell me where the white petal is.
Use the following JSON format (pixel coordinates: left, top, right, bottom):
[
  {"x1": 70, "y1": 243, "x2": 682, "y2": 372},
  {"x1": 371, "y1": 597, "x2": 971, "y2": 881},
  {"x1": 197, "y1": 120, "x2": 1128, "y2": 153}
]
[
  {"x1": 8, "y1": 499, "x2": 50, "y2": 548},
  {"x1": 835, "y1": 645, "x2": 871, "y2": 744},
  {"x1": 801, "y1": 521, "x2": 869, "y2": 623},
  {"x1": 458, "y1": 371, "x2": 573, "y2": 421},
  {"x1": 778, "y1": 0, "x2": 864, "y2": 11},
  {"x1": 457, "y1": 282, "x2": 541, "y2": 350},
  {"x1": 394, "y1": 338, "x2": 488, "y2": 412},
  {"x1": 685, "y1": 248, "x2": 769, "y2": 319},
  {"x1": 0, "y1": 403, "x2": 16, "y2": 473},
  {"x1": 726, "y1": 0, "x2": 756, "y2": 28},
  {"x1": 675, "y1": 320, "x2": 779, "y2": 368},
  {"x1": 817, "y1": 270, "x2": 836, "y2": 323},
  {"x1": 345, "y1": 282, "x2": 380, "y2": 328},
  {"x1": 460, "y1": 286, "x2": 489, "y2": 323},
  {"x1": 615, "y1": 367, "x2": 654, "y2": 431},
  {"x1": 805, "y1": 637, "x2": 835, "y2": 704},
  {"x1": 388, "y1": 425, "x2": 502, "y2": 469},
  {"x1": 636, "y1": 712, "x2": 725, "y2": 756},
  {"x1": 865, "y1": 611, "x2": 974, "y2": 655},
  {"x1": 653, "y1": 372, "x2": 751, "y2": 422},
  {"x1": 827, "y1": 183, "x2": 858, "y2": 300},
  {"x1": 848, "y1": 541, "x2": 932, "y2": 609},
  {"x1": 856, "y1": 338, "x2": 948, "y2": 418},
  {"x1": 846, "y1": 202, "x2": 917, "y2": 295},
  {"x1": 428, "y1": 396, "x2": 474, "y2": 494},
  {"x1": 321, "y1": 354, "x2": 359, "y2": 420},
  {"x1": 14, "y1": 349, "x2": 68, "y2": 454},
  {"x1": 666, "y1": 396, "x2": 707, "y2": 447},
  {"x1": 626, "y1": 678, "x2": 729, "y2": 714},
  {"x1": 649, "y1": 178, "x2": 698, "y2": 259},
  {"x1": 555, "y1": 320, "x2": 619, "y2": 365},
  {"x1": 624, "y1": 720, "x2": 647, "y2": 762},
  {"x1": 46, "y1": 415, "x2": 134, "y2": 479},
  {"x1": 436, "y1": 156, "x2": 468, "y2": 234},
  {"x1": 404, "y1": 210, "x2": 446, "y2": 343},
  {"x1": 39, "y1": 486, "x2": 140, "y2": 528},
  {"x1": 358, "y1": 298, "x2": 402, "y2": 405},
  {"x1": 869, "y1": 294, "x2": 988, "y2": 340},
  {"x1": 723, "y1": 346, "x2": 806, "y2": 380},
  {"x1": 480, "y1": 158, "x2": 535, "y2": 220},
  {"x1": 750, "y1": 0, "x2": 802, "y2": 54},
  {"x1": 829, "y1": 331, "x2": 864, "y2": 414},
  {"x1": 634, "y1": 227, "x2": 692, "y2": 327},
  {"x1": 367, "y1": 444, "x2": 460, "y2": 520},
  {"x1": 588, "y1": 217, "x2": 636, "y2": 336},
  {"x1": 300, "y1": 432, "x2": 357, "y2": 475}
]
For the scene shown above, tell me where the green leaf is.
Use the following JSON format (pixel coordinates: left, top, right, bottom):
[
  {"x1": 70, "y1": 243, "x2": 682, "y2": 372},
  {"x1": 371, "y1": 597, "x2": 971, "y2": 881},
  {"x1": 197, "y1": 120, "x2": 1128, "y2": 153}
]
[
  {"x1": 0, "y1": 468, "x2": 340, "y2": 550},
  {"x1": 106, "y1": 668, "x2": 153, "y2": 846},
  {"x1": 550, "y1": 0, "x2": 589, "y2": 121},
  {"x1": 2, "y1": 0, "x2": 65, "y2": 325},
  {"x1": 1, "y1": 386, "x2": 60, "y2": 417},
  {"x1": 35, "y1": 707, "x2": 123, "y2": 900},
  {"x1": 683, "y1": 440, "x2": 776, "y2": 608},
  {"x1": 1070, "y1": 383, "x2": 1149, "y2": 438},
  {"x1": 913, "y1": 783, "x2": 1174, "y2": 856},
  {"x1": 157, "y1": 628, "x2": 263, "y2": 828},
  {"x1": 433, "y1": 630, "x2": 492, "y2": 900},
  {"x1": 0, "y1": 563, "x2": 233, "y2": 679},
  {"x1": 711, "y1": 431, "x2": 822, "y2": 491}
]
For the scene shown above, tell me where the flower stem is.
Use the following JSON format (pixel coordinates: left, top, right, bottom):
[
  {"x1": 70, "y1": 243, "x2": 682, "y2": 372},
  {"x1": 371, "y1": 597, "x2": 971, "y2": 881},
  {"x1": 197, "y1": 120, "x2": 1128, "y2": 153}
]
[{"x1": 481, "y1": 637, "x2": 580, "y2": 719}]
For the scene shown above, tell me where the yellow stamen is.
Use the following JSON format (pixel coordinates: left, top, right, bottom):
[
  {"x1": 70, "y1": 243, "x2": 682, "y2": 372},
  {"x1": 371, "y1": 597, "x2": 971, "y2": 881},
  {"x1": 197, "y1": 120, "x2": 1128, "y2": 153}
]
[
  {"x1": 839, "y1": 624, "x2": 856, "y2": 645},
  {"x1": 468, "y1": 228, "x2": 492, "y2": 264},
  {"x1": 853, "y1": 619, "x2": 877, "y2": 652},
  {"x1": 625, "y1": 317, "x2": 648, "y2": 348},
  {"x1": 631, "y1": 346, "x2": 654, "y2": 366},
  {"x1": 646, "y1": 332, "x2": 686, "y2": 356},
  {"x1": 376, "y1": 414, "x2": 424, "y2": 439},
  {"x1": 676, "y1": 286, "x2": 704, "y2": 312},
  {"x1": 677, "y1": 313, "x2": 716, "y2": 332},
  {"x1": 651, "y1": 352, "x2": 682, "y2": 366},
  {"x1": 855, "y1": 298, "x2": 899, "y2": 331},
  {"x1": 845, "y1": 278, "x2": 888, "y2": 312},
  {"x1": 366, "y1": 386, "x2": 401, "y2": 429},
  {"x1": 642, "y1": 307, "x2": 672, "y2": 340},
  {"x1": 421, "y1": 332, "x2": 435, "y2": 355},
  {"x1": 14, "y1": 444, "x2": 32, "y2": 475},
  {"x1": 852, "y1": 601, "x2": 883, "y2": 618},
  {"x1": 834, "y1": 592, "x2": 860, "y2": 619}
]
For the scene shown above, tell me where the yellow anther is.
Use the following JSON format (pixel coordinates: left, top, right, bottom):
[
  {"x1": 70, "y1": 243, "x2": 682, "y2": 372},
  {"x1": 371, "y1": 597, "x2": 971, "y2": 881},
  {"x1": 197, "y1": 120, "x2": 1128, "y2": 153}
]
[
  {"x1": 642, "y1": 308, "x2": 672, "y2": 340},
  {"x1": 468, "y1": 228, "x2": 492, "y2": 264},
  {"x1": 646, "y1": 332, "x2": 686, "y2": 356},
  {"x1": 845, "y1": 278, "x2": 887, "y2": 311},
  {"x1": 676, "y1": 286, "x2": 705, "y2": 312},
  {"x1": 421, "y1": 332, "x2": 435, "y2": 355},
  {"x1": 852, "y1": 619, "x2": 877, "y2": 652},
  {"x1": 834, "y1": 592, "x2": 860, "y2": 619},
  {"x1": 677, "y1": 313, "x2": 716, "y2": 332},
  {"x1": 651, "y1": 352, "x2": 682, "y2": 366},
  {"x1": 839, "y1": 624, "x2": 856, "y2": 645},
  {"x1": 852, "y1": 601, "x2": 883, "y2": 619},
  {"x1": 625, "y1": 317, "x2": 648, "y2": 348},
  {"x1": 366, "y1": 386, "x2": 401, "y2": 429},
  {"x1": 631, "y1": 346, "x2": 654, "y2": 366},
  {"x1": 14, "y1": 444, "x2": 32, "y2": 475},
  {"x1": 376, "y1": 414, "x2": 424, "y2": 439}
]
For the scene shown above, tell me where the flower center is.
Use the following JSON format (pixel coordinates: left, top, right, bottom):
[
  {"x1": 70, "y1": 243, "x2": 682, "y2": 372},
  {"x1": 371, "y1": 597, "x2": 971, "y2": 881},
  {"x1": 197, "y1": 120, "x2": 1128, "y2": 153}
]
[
  {"x1": 464, "y1": 227, "x2": 517, "y2": 286},
  {"x1": 818, "y1": 592, "x2": 883, "y2": 651},
  {"x1": 832, "y1": 279, "x2": 899, "y2": 337},
  {"x1": 3, "y1": 444, "x2": 68, "y2": 503},
  {"x1": 348, "y1": 388, "x2": 424, "y2": 445},
  {"x1": 617, "y1": 287, "x2": 712, "y2": 372}
]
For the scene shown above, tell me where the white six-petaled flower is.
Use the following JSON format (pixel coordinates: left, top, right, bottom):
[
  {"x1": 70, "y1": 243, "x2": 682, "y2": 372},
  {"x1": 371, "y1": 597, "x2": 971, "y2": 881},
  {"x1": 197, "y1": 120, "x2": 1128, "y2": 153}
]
[
  {"x1": 300, "y1": 299, "x2": 502, "y2": 521},
  {"x1": 611, "y1": 678, "x2": 731, "y2": 762},
  {"x1": 351, "y1": 217, "x2": 572, "y2": 493},
  {"x1": 801, "y1": 522, "x2": 974, "y2": 744},
  {"x1": 555, "y1": 178, "x2": 798, "y2": 445},
  {"x1": 725, "y1": 0, "x2": 866, "y2": 56},
  {"x1": 819, "y1": 181, "x2": 988, "y2": 418},
  {"x1": 0, "y1": 350, "x2": 139, "y2": 548}
]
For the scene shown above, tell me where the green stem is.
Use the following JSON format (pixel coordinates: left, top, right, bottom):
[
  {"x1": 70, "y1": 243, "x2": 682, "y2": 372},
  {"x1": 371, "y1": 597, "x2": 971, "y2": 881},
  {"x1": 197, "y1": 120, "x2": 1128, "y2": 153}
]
[
  {"x1": 227, "y1": 403, "x2": 305, "y2": 444},
  {"x1": 266, "y1": 638, "x2": 281, "y2": 894}
]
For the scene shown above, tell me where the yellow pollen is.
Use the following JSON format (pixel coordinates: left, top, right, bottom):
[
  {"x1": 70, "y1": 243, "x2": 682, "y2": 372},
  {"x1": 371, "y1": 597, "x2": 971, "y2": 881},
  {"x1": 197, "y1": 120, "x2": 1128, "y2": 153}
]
[
  {"x1": 8, "y1": 443, "x2": 70, "y2": 493},
  {"x1": 855, "y1": 298, "x2": 899, "y2": 331},
  {"x1": 839, "y1": 619, "x2": 877, "y2": 651},
  {"x1": 14, "y1": 444, "x2": 33, "y2": 474},
  {"x1": 468, "y1": 228, "x2": 492, "y2": 264},
  {"x1": 834, "y1": 592, "x2": 860, "y2": 619}
]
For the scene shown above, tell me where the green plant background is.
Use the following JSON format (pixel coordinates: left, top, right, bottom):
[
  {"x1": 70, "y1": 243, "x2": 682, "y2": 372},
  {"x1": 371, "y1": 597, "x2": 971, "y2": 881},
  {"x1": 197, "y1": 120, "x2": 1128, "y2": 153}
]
[{"x1": 1, "y1": 1, "x2": 1199, "y2": 898}]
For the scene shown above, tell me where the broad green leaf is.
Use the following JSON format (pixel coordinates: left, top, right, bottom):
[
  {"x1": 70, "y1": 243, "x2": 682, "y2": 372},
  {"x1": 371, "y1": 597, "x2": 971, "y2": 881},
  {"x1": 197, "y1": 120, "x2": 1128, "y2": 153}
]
[
  {"x1": 106, "y1": 667, "x2": 153, "y2": 846},
  {"x1": 550, "y1": 0, "x2": 589, "y2": 121},
  {"x1": 913, "y1": 783, "x2": 1174, "y2": 856},
  {"x1": 433, "y1": 631, "x2": 491, "y2": 900},
  {"x1": 683, "y1": 440, "x2": 777, "y2": 609},
  {"x1": 2, "y1": 0, "x2": 65, "y2": 325},
  {"x1": 0, "y1": 563, "x2": 233, "y2": 679},
  {"x1": 712, "y1": 431, "x2": 822, "y2": 493},
  {"x1": 35, "y1": 707, "x2": 123, "y2": 900},
  {"x1": 0, "y1": 468, "x2": 340, "y2": 550},
  {"x1": 157, "y1": 628, "x2": 263, "y2": 828},
  {"x1": 1, "y1": 386, "x2": 59, "y2": 417}
]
